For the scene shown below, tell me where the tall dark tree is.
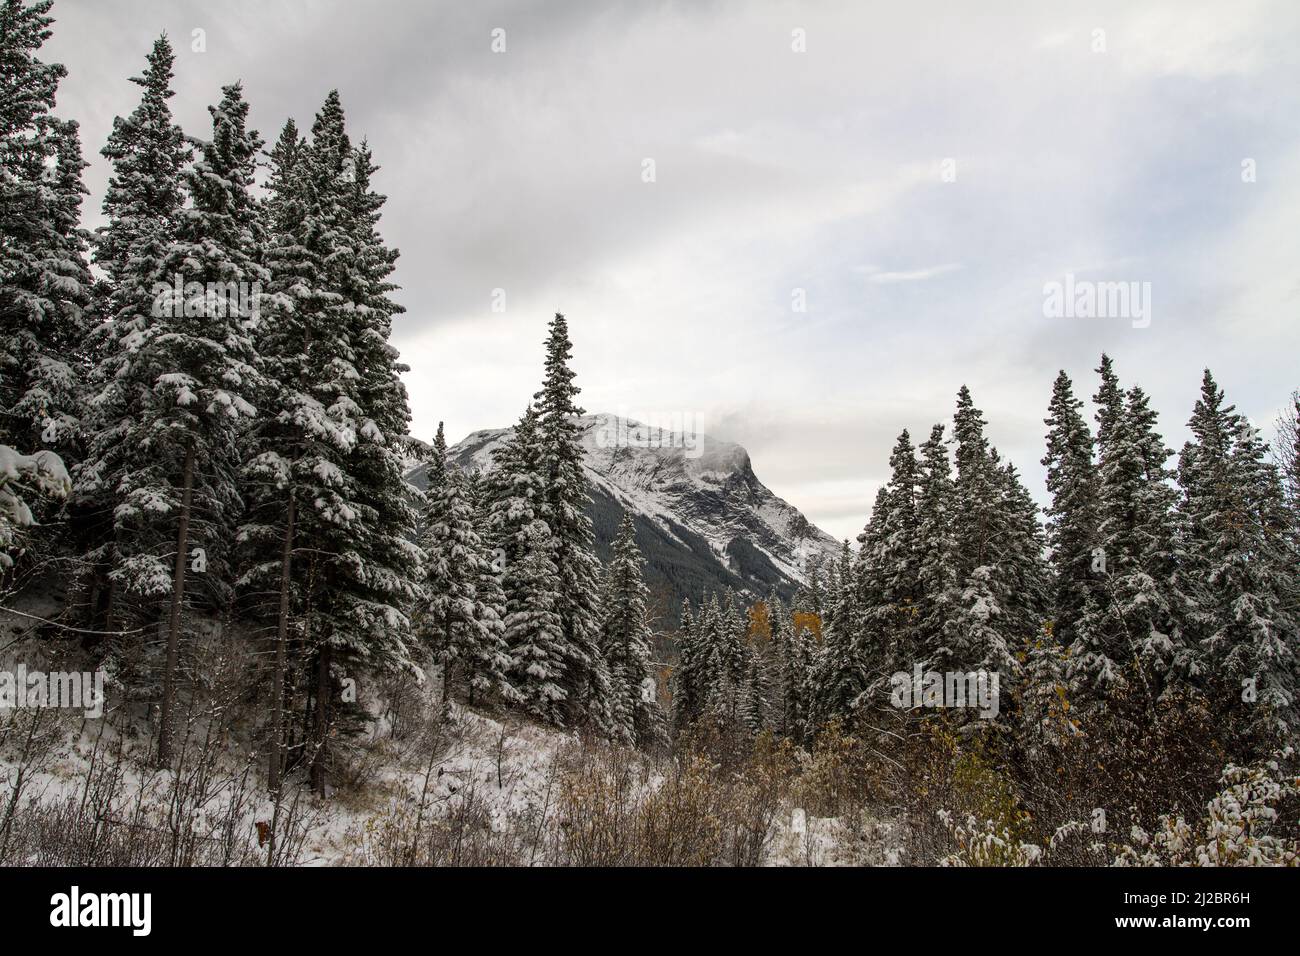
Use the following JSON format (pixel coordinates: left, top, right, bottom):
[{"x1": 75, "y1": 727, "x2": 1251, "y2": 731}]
[
  {"x1": 914, "y1": 424, "x2": 961, "y2": 672},
  {"x1": 532, "y1": 313, "x2": 613, "y2": 732},
  {"x1": 504, "y1": 520, "x2": 567, "y2": 724},
  {"x1": 1041, "y1": 370, "x2": 1099, "y2": 650},
  {"x1": 419, "y1": 452, "x2": 512, "y2": 708},
  {"x1": 1178, "y1": 371, "x2": 1298, "y2": 738},
  {"x1": 598, "y1": 514, "x2": 667, "y2": 747},
  {"x1": 76, "y1": 36, "x2": 191, "y2": 631},
  {"x1": 0, "y1": 0, "x2": 92, "y2": 455}
]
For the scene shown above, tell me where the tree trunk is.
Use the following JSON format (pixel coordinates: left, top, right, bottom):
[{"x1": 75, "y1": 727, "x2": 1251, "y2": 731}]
[
  {"x1": 157, "y1": 443, "x2": 195, "y2": 767},
  {"x1": 268, "y1": 494, "x2": 295, "y2": 793},
  {"x1": 310, "y1": 642, "x2": 331, "y2": 796}
]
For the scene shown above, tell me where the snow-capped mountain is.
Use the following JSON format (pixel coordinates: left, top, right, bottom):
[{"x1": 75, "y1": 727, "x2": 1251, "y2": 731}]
[{"x1": 408, "y1": 414, "x2": 841, "y2": 617}]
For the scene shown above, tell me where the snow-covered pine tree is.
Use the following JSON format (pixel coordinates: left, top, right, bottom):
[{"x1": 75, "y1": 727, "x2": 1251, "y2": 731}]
[
  {"x1": 990, "y1": 454, "x2": 1048, "y2": 673},
  {"x1": 670, "y1": 597, "x2": 703, "y2": 735},
  {"x1": 811, "y1": 536, "x2": 866, "y2": 727},
  {"x1": 150, "y1": 80, "x2": 266, "y2": 764},
  {"x1": 1092, "y1": 353, "x2": 1125, "y2": 459},
  {"x1": 949, "y1": 388, "x2": 1040, "y2": 684},
  {"x1": 531, "y1": 312, "x2": 613, "y2": 732},
  {"x1": 914, "y1": 423, "x2": 962, "y2": 673},
  {"x1": 793, "y1": 561, "x2": 826, "y2": 618},
  {"x1": 598, "y1": 513, "x2": 667, "y2": 747},
  {"x1": 739, "y1": 651, "x2": 770, "y2": 734},
  {"x1": 703, "y1": 594, "x2": 747, "y2": 735},
  {"x1": 950, "y1": 385, "x2": 999, "y2": 577},
  {"x1": 695, "y1": 593, "x2": 729, "y2": 720},
  {"x1": 329, "y1": 105, "x2": 424, "y2": 686},
  {"x1": 242, "y1": 93, "x2": 420, "y2": 792},
  {"x1": 504, "y1": 519, "x2": 568, "y2": 725},
  {"x1": 81, "y1": 67, "x2": 262, "y2": 763},
  {"x1": 76, "y1": 35, "x2": 192, "y2": 633},
  {"x1": 467, "y1": 467, "x2": 517, "y2": 708},
  {"x1": 419, "y1": 443, "x2": 511, "y2": 708},
  {"x1": 863, "y1": 429, "x2": 921, "y2": 686},
  {"x1": 482, "y1": 405, "x2": 545, "y2": 571},
  {"x1": 1074, "y1": 384, "x2": 1193, "y2": 710},
  {"x1": 0, "y1": 0, "x2": 92, "y2": 456},
  {"x1": 1178, "y1": 371, "x2": 1298, "y2": 738},
  {"x1": 1041, "y1": 369, "x2": 1099, "y2": 651},
  {"x1": 238, "y1": 115, "x2": 354, "y2": 791},
  {"x1": 1019, "y1": 630, "x2": 1076, "y2": 749}
]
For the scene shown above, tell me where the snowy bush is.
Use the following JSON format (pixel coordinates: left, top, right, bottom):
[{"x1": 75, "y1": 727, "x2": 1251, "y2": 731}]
[
  {"x1": 0, "y1": 444, "x2": 71, "y2": 569},
  {"x1": 1113, "y1": 753, "x2": 1299, "y2": 866}
]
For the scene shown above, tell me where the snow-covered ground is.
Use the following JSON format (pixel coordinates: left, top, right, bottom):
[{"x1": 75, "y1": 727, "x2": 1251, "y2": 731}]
[{"x1": 2, "y1": 605, "x2": 897, "y2": 866}]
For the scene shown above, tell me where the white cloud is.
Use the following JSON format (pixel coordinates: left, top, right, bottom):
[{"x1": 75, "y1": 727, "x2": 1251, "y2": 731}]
[{"x1": 863, "y1": 263, "x2": 964, "y2": 284}]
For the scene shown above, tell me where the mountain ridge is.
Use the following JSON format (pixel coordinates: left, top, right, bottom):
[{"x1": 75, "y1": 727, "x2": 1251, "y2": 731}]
[{"x1": 407, "y1": 414, "x2": 840, "y2": 622}]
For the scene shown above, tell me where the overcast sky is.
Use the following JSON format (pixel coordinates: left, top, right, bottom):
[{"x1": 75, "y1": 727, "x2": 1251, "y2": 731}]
[{"x1": 46, "y1": 0, "x2": 1300, "y2": 541}]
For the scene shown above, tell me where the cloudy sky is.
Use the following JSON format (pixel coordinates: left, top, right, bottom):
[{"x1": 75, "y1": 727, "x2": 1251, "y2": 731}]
[{"x1": 46, "y1": 0, "x2": 1300, "y2": 541}]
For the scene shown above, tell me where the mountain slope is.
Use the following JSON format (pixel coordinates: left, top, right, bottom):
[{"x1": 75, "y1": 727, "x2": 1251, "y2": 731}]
[{"x1": 407, "y1": 415, "x2": 840, "y2": 622}]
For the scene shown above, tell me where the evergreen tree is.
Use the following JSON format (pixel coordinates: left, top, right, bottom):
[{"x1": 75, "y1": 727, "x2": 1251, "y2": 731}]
[
  {"x1": 1092, "y1": 353, "x2": 1125, "y2": 458},
  {"x1": 419, "y1": 454, "x2": 511, "y2": 708},
  {"x1": 77, "y1": 36, "x2": 192, "y2": 623},
  {"x1": 240, "y1": 93, "x2": 419, "y2": 791},
  {"x1": 150, "y1": 81, "x2": 266, "y2": 763},
  {"x1": 783, "y1": 601, "x2": 817, "y2": 740},
  {"x1": 504, "y1": 520, "x2": 568, "y2": 725},
  {"x1": 860, "y1": 430, "x2": 921, "y2": 686},
  {"x1": 0, "y1": 0, "x2": 92, "y2": 455},
  {"x1": 482, "y1": 405, "x2": 544, "y2": 570},
  {"x1": 950, "y1": 385, "x2": 999, "y2": 575},
  {"x1": 1041, "y1": 369, "x2": 1099, "y2": 650},
  {"x1": 1178, "y1": 371, "x2": 1298, "y2": 737},
  {"x1": 793, "y1": 562, "x2": 826, "y2": 618},
  {"x1": 989, "y1": 454, "x2": 1048, "y2": 672},
  {"x1": 81, "y1": 60, "x2": 264, "y2": 763},
  {"x1": 598, "y1": 514, "x2": 667, "y2": 747},
  {"x1": 1074, "y1": 384, "x2": 1193, "y2": 709},
  {"x1": 670, "y1": 598, "x2": 703, "y2": 735},
  {"x1": 949, "y1": 389, "x2": 1042, "y2": 684},
  {"x1": 811, "y1": 536, "x2": 867, "y2": 726},
  {"x1": 532, "y1": 312, "x2": 612, "y2": 731},
  {"x1": 914, "y1": 424, "x2": 962, "y2": 672},
  {"x1": 238, "y1": 115, "x2": 353, "y2": 790}
]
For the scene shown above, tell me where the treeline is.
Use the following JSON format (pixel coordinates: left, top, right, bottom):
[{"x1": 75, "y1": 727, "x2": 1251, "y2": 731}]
[
  {"x1": 673, "y1": 359, "x2": 1300, "y2": 763},
  {"x1": 0, "y1": 1, "x2": 664, "y2": 791}
]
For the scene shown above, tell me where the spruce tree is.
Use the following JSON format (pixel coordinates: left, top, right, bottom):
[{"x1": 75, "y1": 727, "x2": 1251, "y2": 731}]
[
  {"x1": 1041, "y1": 369, "x2": 1099, "y2": 650},
  {"x1": 532, "y1": 312, "x2": 612, "y2": 731},
  {"x1": 1179, "y1": 371, "x2": 1298, "y2": 737},
  {"x1": 861, "y1": 430, "x2": 921, "y2": 686},
  {"x1": 238, "y1": 115, "x2": 351, "y2": 791},
  {"x1": 77, "y1": 36, "x2": 191, "y2": 626},
  {"x1": 1074, "y1": 384, "x2": 1193, "y2": 709},
  {"x1": 483, "y1": 405, "x2": 545, "y2": 570},
  {"x1": 0, "y1": 0, "x2": 91, "y2": 455},
  {"x1": 598, "y1": 514, "x2": 667, "y2": 747},
  {"x1": 811, "y1": 536, "x2": 867, "y2": 726},
  {"x1": 504, "y1": 520, "x2": 568, "y2": 725},
  {"x1": 670, "y1": 598, "x2": 703, "y2": 735},
  {"x1": 419, "y1": 452, "x2": 511, "y2": 708},
  {"x1": 914, "y1": 424, "x2": 961, "y2": 672}
]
